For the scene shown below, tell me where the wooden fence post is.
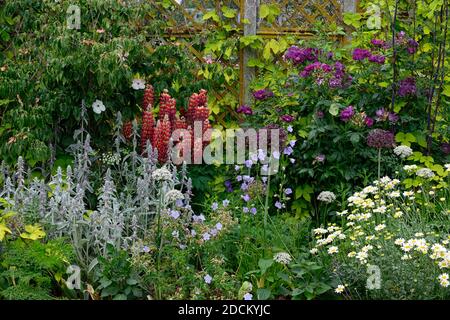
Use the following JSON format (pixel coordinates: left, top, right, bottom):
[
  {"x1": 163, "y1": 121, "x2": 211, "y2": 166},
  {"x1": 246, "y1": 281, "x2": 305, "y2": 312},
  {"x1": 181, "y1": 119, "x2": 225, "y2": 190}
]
[{"x1": 239, "y1": 0, "x2": 258, "y2": 106}]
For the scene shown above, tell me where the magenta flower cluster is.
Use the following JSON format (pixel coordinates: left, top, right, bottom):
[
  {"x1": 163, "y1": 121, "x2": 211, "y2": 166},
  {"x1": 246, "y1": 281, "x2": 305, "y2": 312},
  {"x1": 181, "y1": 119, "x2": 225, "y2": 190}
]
[
  {"x1": 237, "y1": 105, "x2": 253, "y2": 115},
  {"x1": 398, "y1": 77, "x2": 416, "y2": 97},
  {"x1": 375, "y1": 108, "x2": 399, "y2": 123},
  {"x1": 284, "y1": 46, "x2": 318, "y2": 65},
  {"x1": 300, "y1": 61, "x2": 352, "y2": 89},
  {"x1": 253, "y1": 89, "x2": 274, "y2": 100},
  {"x1": 352, "y1": 48, "x2": 385, "y2": 65},
  {"x1": 340, "y1": 105, "x2": 355, "y2": 122}
]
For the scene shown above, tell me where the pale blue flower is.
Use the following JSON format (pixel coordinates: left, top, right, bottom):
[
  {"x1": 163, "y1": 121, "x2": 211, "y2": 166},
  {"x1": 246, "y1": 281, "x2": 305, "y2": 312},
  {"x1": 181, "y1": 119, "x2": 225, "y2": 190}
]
[
  {"x1": 243, "y1": 293, "x2": 253, "y2": 300},
  {"x1": 204, "y1": 274, "x2": 212, "y2": 284}
]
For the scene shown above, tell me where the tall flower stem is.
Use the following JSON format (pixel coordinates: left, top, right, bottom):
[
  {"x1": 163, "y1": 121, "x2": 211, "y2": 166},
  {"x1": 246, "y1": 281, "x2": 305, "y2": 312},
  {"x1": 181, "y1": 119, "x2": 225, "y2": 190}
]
[
  {"x1": 263, "y1": 172, "x2": 271, "y2": 244},
  {"x1": 377, "y1": 148, "x2": 382, "y2": 181},
  {"x1": 155, "y1": 186, "x2": 164, "y2": 300}
]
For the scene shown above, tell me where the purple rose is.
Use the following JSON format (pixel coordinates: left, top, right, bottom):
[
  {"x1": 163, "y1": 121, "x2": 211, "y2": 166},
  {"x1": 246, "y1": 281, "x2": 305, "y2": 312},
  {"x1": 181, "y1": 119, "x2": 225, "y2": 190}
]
[
  {"x1": 365, "y1": 116, "x2": 374, "y2": 127},
  {"x1": 253, "y1": 89, "x2": 274, "y2": 100},
  {"x1": 284, "y1": 46, "x2": 317, "y2": 65},
  {"x1": 340, "y1": 106, "x2": 355, "y2": 122},
  {"x1": 281, "y1": 115, "x2": 295, "y2": 123},
  {"x1": 352, "y1": 48, "x2": 371, "y2": 61},
  {"x1": 237, "y1": 105, "x2": 253, "y2": 115},
  {"x1": 368, "y1": 54, "x2": 386, "y2": 64},
  {"x1": 441, "y1": 143, "x2": 450, "y2": 155},
  {"x1": 398, "y1": 77, "x2": 416, "y2": 97},
  {"x1": 371, "y1": 39, "x2": 385, "y2": 47}
]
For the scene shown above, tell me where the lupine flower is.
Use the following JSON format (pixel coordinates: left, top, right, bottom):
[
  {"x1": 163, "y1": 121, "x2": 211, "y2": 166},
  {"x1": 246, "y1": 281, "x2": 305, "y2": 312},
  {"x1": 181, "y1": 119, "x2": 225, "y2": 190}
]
[
  {"x1": 367, "y1": 129, "x2": 395, "y2": 149},
  {"x1": 340, "y1": 106, "x2": 355, "y2": 122}
]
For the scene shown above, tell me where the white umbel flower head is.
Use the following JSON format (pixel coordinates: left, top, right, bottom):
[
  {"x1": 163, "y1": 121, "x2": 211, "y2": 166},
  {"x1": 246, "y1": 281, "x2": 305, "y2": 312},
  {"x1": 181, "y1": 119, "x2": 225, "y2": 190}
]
[
  {"x1": 131, "y1": 78, "x2": 146, "y2": 90},
  {"x1": 273, "y1": 252, "x2": 292, "y2": 265},
  {"x1": 92, "y1": 99, "x2": 106, "y2": 114},
  {"x1": 165, "y1": 189, "x2": 184, "y2": 203},
  {"x1": 317, "y1": 191, "x2": 336, "y2": 204},
  {"x1": 393, "y1": 145, "x2": 413, "y2": 159},
  {"x1": 152, "y1": 167, "x2": 172, "y2": 182},
  {"x1": 416, "y1": 168, "x2": 435, "y2": 179}
]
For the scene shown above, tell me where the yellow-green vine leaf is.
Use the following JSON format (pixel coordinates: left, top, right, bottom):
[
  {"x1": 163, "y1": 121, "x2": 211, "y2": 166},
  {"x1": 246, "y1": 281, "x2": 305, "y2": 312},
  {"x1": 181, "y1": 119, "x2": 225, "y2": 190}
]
[
  {"x1": 221, "y1": 6, "x2": 236, "y2": 19},
  {"x1": 203, "y1": 10, "x2": 220, "y2": 23},
  {"x1": 0, "y1": 223, "x2": 12, "y2": 241},
  {"x1": 20, "y1": 224, "x2": 46, "y2": 241}
]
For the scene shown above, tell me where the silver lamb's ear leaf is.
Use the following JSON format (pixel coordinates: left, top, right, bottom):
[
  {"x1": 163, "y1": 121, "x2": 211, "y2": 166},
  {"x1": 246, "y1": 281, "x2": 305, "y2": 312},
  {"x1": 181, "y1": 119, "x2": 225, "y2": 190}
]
[{"x1": 87, "y1": 258, "x2": 99, "y2": 274}]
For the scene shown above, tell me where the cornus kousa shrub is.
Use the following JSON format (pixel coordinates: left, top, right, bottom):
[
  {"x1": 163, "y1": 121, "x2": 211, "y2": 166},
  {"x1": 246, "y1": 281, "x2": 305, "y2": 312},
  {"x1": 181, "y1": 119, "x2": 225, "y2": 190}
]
[{"x1": 310, "y1": 167, "x2": 450, "y2": 299}]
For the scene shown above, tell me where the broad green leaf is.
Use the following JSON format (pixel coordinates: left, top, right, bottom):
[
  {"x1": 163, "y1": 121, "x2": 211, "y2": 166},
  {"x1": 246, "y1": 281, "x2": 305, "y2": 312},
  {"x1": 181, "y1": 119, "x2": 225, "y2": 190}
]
[
  {"x1": 0, "y1": 223, "x2": 12, "y2": 241},
  {"x1": 257, "y1": 288, "x2": 271, "y2": 300},
  {"x1": 203, "y1": 10, "x2": 220, "y2": 23},
  {"x1": 258, "y1": 258, "x2": 274, "y2": 275},
  {"x1": 221, "y1": 6, "x2": 236, "y2": 18}
]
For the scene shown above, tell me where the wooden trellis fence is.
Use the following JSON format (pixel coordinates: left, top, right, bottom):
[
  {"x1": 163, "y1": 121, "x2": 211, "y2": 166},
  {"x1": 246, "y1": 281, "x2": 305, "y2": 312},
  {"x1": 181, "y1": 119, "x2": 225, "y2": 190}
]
[{"x1": 153, "y1": 0, "x2": 358, "y2": 124}]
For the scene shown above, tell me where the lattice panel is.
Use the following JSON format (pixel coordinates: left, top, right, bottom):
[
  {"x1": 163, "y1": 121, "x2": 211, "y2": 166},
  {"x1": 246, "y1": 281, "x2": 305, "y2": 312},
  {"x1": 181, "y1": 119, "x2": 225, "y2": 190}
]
[
  {"x1": 258, "y1": 0, "x2": 344, "y2": 31},
  {"x1": 159, "y1": 0, "x2": 241, "y2": 31}
]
